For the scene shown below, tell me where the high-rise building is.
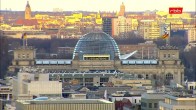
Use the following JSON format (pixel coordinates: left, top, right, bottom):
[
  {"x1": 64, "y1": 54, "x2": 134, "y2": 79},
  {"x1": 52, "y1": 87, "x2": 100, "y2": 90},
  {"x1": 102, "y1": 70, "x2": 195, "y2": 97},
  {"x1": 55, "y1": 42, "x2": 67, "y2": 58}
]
[
  {"x1": 0, "y1": 35, "x2": 8, "y2": 78},
  {"x1": 119, "y1": 2, "x2": 125, "y2": 16},
  {"x1": 138, "y1": 20, "x2": 160, "y2": 40},
  {"x1": 102, "y1": 17, "x2": 113, "y2": 36},
  {"x1": 25, "y1": 1, "x2": 31, "y2": 19},
  {"x1": 112, "y1": 16, "x2": 132, "y2": 37}
]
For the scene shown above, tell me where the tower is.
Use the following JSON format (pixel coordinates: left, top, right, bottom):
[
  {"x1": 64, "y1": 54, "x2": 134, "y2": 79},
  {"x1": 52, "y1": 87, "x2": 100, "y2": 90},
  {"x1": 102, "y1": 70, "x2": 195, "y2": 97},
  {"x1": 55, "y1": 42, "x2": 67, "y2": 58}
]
[
  {"x1": 119, "y1": 2, "x2": 125, "y2": 16},
  {"x1": 25, "y1": 1, "x2": 31, "y2": 19}
]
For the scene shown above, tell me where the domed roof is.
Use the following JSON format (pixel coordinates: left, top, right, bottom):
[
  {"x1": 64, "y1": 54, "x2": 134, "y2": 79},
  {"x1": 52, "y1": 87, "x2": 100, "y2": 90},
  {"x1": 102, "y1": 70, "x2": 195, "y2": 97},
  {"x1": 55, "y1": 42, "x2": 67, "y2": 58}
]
[{"x1": 73, "y1": 32, "x2": 120, "y2": 60}]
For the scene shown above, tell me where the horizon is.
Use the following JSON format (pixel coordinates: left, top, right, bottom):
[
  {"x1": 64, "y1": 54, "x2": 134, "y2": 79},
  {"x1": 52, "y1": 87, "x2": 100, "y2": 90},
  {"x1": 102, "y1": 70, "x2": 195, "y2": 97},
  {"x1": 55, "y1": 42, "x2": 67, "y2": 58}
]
[{"x1": 1, "y1": 0, "x2": 195, "y2": 12}]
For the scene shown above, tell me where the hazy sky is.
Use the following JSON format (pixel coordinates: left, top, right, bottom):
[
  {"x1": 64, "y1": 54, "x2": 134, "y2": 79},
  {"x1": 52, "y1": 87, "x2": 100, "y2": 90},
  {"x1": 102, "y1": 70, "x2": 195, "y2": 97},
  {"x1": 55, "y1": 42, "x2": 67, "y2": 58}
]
[{"x1": 1, "y1": 0, "x2": 195, "y2": 12}]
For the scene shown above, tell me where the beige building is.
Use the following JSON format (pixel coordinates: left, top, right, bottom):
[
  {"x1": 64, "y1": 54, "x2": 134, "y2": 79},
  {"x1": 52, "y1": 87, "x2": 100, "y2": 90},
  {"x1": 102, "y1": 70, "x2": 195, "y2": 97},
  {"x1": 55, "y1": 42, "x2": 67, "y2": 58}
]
[
  {"x1": 9, "y1": 46, "x2": 36, "y2": 72},
  {"x1": 12, "y1": 71, "x2": 62, "y2": 100},
  {"x1": 139, "y1": 20, "x2": 160, "y2": 40},
  {"x1": 159, "y1": 94, "x2": 196, "y2": 110},
  {"x1": 112, "y1": 16, "x2": 132, "y2": 37},
  {"x1": 16, "y1": 99, "x2": 115, "y2": 110}
]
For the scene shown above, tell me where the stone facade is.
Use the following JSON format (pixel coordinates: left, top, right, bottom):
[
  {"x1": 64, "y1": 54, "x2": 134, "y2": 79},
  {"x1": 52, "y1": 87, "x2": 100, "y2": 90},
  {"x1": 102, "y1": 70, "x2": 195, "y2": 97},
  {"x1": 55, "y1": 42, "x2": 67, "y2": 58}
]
[{"x1": 9, "y1": 46, "x2": 184, "y2": 85}]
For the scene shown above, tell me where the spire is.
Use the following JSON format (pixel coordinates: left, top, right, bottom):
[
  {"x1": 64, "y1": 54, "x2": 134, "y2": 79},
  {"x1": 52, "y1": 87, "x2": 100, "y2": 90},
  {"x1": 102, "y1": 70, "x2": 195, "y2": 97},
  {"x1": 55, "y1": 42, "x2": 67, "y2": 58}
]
[{"x1": 26, "y1": 1, "x2": 30, "y2": 8}]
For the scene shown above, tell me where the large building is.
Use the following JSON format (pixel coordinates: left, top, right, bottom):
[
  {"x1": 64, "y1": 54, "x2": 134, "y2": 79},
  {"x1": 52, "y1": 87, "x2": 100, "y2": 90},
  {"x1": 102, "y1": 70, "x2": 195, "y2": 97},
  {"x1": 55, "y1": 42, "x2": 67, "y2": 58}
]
[
  {"x1": 138, "y1": 20, "x2": 160, "y2": 40},
  {"x1": 112, "y1": 16, "x2": 132, "y2": 37},
  {"x1": 102, "y1": 17, "x2": 113, "y2": 36},
  {"x1": 25, "y1": 1, "x2": 31, "y2": 19},
  {"x1": 9, "y1": 32, "x2": 185, "y2": 85},
  {"x1": 16, "y1": 99, "x2": 115, "y2": 110}
]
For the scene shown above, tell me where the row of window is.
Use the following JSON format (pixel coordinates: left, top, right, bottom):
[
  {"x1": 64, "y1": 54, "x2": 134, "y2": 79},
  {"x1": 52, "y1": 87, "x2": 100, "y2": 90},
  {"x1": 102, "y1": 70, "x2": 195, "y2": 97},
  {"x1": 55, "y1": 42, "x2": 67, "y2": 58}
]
[
  {"x1": 141, "y1": 102, "x2": 158, "y2": 108},
  {"x1": 18, "y1": 54, "x2": 30, "y2": 59},
  {"x1": 163, "y1": 54, "x2": 175, "y2": 58}
]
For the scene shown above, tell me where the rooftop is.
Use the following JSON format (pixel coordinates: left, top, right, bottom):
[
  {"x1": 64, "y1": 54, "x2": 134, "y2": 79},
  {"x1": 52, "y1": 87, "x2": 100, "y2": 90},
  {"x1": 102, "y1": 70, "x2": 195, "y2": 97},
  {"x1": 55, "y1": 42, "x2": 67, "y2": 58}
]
[{"x1": 17, "y1": 99, "x2": 113, "y2": 104}]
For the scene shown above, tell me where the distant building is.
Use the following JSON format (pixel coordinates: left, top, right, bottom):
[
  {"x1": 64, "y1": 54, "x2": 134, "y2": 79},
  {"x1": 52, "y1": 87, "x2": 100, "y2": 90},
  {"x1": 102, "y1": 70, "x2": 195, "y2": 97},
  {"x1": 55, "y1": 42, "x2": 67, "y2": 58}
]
[
  {"x1": 188, "y1": 28, "x2": 196, "y2": 43},
  {"x1": 0, "y1": 35, "x2": 8, "y2": 78},
  {"x1": 119, "y1": 2, "x2": 125, "y2": 16},
  {"x1": 102, "y1": 17, "x2": 113, "y2": 36},
  {"x1": 159, "y1": 94, "x2": 196, "y2": 110},
  {"x1": 25, "y1": 1, "x2": 31, "y2": 19},
  {"x1": 138, "y1": 20, "x2": 160, "y2": 40},
  {"x1": 112, "y1": 16, "x2": 132, "y2": 37},
  {"x1": 141, "y1": 92, "x2": 164, "y2": 110},
  {"x1": 16, "y1": 99, "x2": 115, "y2": 110}
]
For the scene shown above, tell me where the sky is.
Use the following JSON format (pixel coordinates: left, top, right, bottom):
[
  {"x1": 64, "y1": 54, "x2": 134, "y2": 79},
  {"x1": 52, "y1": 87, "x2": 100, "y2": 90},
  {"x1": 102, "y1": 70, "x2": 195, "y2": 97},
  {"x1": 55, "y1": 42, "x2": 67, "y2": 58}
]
[{"x1": 1, "y1": 0, "x2": 195, "y2": 12}]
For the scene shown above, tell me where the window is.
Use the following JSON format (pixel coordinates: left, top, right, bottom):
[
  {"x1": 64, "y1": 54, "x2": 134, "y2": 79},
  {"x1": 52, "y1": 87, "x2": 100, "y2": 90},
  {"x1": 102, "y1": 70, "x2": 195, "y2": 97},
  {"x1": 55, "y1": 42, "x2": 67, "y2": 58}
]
[
  {"x1": 27, "y1": 54, "x2": 29, "y2": 58},
  {"x1": 22, "y1": 54, "x2": 25, "y2": 59},
  {"x1": 146, "y1": 74, "x2": 149, "y2": 79},
  {"x1": 135, "y1": 99, "x2": 137, "y2": 103},
  {"x1": 166, "y1": 73, "x2": 173, "y2": 80},
  {"x1": 149, "y1": 103, "x2": 152, "y2": 108},
  {"x1": 18, "y1": 54, "x2": 21, "y2": 58},
  {"x1": 190, "y1": 86, "x2": 193, "y2": 90},
  {"x1": 168, "y1": 54, "x2": 170, "y2": 58},
  {"x1": 164, "y1": 54, "x2": 166, "y2": 58},
  {"x1": 154, "y1": 103, "x2": 158, "y2": 108}
]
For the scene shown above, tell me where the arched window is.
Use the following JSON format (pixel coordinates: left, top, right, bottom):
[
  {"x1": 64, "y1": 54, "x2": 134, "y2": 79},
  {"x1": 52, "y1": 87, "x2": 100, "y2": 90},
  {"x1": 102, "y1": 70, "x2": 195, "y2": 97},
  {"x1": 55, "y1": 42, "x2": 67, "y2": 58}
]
[{"x1": 165, "y1": 73, "x2": 173, "y2": 80}]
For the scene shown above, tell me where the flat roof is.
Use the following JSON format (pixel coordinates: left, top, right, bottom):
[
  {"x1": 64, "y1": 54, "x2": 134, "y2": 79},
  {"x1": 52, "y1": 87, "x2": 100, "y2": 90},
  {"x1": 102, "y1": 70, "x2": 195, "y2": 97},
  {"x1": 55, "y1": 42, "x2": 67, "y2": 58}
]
[{"x1": 17, "y1": 99, "x2": 113, "y2": 104}]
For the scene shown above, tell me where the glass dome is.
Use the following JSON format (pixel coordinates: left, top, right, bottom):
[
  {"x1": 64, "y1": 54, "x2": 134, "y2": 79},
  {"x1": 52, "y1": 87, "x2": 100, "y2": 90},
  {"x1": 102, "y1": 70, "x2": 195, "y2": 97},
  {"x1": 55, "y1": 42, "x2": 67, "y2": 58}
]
[{"x1": 73, "y1": 32, "x2": 120, "y2": 60}]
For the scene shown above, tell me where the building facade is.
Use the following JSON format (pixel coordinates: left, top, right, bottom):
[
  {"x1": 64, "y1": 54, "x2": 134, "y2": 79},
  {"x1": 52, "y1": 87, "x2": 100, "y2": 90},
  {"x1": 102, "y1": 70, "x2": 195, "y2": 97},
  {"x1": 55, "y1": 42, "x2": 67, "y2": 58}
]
[
  {"x1": 112, "y1": 16, "x2": 132, "y2": 37},
  {"x1": 9, "y1": 32, "x2": 185, "y2": 85},
  {"x1": 9, "y1": 46, "x2": 36, "y2": 72},
  {"x1": 138, "y1": 20, "x2": 160, "y2": 40}
]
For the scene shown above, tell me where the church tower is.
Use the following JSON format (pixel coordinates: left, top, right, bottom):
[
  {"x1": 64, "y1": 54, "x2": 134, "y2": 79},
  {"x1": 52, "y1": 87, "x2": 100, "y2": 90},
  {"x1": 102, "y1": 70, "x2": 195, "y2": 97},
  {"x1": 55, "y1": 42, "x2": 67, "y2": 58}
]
[
  {"x1": 119, "y1": 2, "x2": 125, "y2": 16},
  {"x1": 25, "y1": 1, "x2": 31, "y2": 19}
]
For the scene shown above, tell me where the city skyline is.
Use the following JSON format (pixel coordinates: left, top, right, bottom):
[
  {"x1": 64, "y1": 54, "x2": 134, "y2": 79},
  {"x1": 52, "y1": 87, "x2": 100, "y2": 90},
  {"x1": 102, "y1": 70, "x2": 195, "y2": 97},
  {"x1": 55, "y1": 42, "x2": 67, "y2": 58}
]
[{"x1": 1, "y1": 0, "x2": 196, "y2": 12}]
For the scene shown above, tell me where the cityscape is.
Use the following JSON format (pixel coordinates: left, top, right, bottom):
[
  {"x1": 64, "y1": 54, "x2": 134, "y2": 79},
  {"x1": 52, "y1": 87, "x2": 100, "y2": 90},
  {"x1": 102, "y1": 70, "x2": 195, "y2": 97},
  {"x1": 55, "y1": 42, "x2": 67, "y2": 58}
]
[{"x1": 0, "y1": 0, "x2": 196, "y2": 110}]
